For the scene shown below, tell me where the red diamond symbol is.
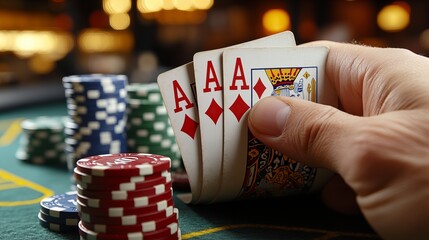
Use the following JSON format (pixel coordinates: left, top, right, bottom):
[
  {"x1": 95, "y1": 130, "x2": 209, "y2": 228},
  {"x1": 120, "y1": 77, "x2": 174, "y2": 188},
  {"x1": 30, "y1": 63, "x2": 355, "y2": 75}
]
[
  {"x1": 205, "y1": 99, "x2": 223, "y2": 124},
  {"x1": 229, "y1": 94, "x2": 249, "y2": 122},
  {"x1": 181, "y1": 114, "x2": 199, "y2": 139},
  {"x1": 253, "y1": 78, "x2": 266, "y2": 99}
]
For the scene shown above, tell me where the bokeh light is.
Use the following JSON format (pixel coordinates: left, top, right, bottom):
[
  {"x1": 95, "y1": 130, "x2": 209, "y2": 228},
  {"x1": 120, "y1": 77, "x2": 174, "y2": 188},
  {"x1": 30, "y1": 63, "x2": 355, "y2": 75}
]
[
  {"x1": 263, "y1": 9, "x2": 290, "y2": 34},
  {"x1": 377, "y1": 2, "x2": 410, "y2": 32},
  {"x1": 109, "y1": 13, "x2": 130, "y2": 30},
  {"x1": 419, "y1": 29, "x2": 429, "y2": 50},
  {"x1": 29, "y1": 55, "x2": 55, "y2": 74},
  {"x1": 193, "y1": 0, "x2": 213, "y2": 10},
  {"x1": 173, "y1": 0, "x2": 194, "y2": 11},
  {"x1": 103, "y1": 0, "x2": 131, "y2": 14},
  {"x1": 138, "y1": 0, "x2": 164, "y2": 13},
  {"x1": 163, "y1": 0, "x2": 175, "y2": 10},
  {"x1": 0, "y1": 30, "x2": 73, "y2": 59},
  {"x1": 78, "y1": 29, "x2": 134, "y2": 53}
]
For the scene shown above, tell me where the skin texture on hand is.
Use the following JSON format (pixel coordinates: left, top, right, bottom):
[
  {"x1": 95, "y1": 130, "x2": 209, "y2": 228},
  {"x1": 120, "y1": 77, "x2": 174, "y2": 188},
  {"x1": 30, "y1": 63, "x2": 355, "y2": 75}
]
[{"x1": 248, "y1": 41, "x2": 429, "y2": 240}]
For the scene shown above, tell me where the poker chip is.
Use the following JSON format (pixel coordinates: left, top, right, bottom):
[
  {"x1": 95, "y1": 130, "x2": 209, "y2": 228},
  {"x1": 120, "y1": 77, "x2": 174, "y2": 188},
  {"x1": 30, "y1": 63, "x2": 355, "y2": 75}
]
[
  {"x1": 38, "y1": 212, "x2": 79, "y2": 233},
  {"x1": 77, "y1": 190, "x2": 173, "y2": 208},
  {"x1": 80, "y1": 205, "x2": 175, "y2": 225},
  {"x1": 75, "y1": 153, "x2": 180, "y2": 239},
  {"x1": 76, "y1": 173, "x2": 171, "y2": 191},
  {"x1": 171, "y1": 170, "x2": 191, "y2": 191},
  {"x1": 79, "y1": 221, "x2": 179, "y2": 240},
  {"x1": 76, "y1": 182, "x2": 172, "y2": 200},
  {"x1": 81, "y1": 208, "x2": 178, "y2": 233},
  {"x1": 38, "y1": 210, "x2": 79, "y2": 226},
  {"x1": 74, "y1": 167, "x2": 169, "y2": 185},
  {"x1": 76, "y1": 153, "x2": 171, "y2": 177},
  {"x1": 126, "y1": 83, "x2": 184, "y2": 174},
  {"x1": 38, "y1": 191, "x2": 79, "y2": 233},
  {"x1": 77, "y1": 198, "x2": 174, "y2": 217},
  {"x1": 126, "y1": 82, "x2": 161, "y2": 100},
  {"x1": 15, "y1": 116, "x2": 67, "y2": 166},
  {"x1": 40, "y1": 191, "x2": 79, "y2": 219},
  {"x1": 62, "y1": 74, "x2": 128, "y2": 171}
]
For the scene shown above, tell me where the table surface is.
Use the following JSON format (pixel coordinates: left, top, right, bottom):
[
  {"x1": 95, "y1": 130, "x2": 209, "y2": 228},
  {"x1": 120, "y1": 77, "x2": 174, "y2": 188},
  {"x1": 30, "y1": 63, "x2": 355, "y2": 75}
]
[{"x1": 0, "y1": 102, "x2": 380, "y2": 240}]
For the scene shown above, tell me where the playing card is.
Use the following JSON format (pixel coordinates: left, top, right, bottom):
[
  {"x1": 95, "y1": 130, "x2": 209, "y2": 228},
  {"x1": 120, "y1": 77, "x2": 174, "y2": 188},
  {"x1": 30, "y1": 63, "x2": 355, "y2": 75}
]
[
  {"x1": 193, "y1": 31, "x2": 296, "y2": 203},
  {"x1": 157, "y1": 63, "x2": 202, "y2": 203},
  {"x1": 218, "y1": 46, "x2": 337, "y2": 202}
]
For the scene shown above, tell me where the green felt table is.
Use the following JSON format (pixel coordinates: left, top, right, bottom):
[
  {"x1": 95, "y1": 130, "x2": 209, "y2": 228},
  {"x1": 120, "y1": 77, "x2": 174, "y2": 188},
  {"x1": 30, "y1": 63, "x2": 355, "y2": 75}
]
[{"x1": 0, "y1": 102, "x2": 380, "y2": 240}]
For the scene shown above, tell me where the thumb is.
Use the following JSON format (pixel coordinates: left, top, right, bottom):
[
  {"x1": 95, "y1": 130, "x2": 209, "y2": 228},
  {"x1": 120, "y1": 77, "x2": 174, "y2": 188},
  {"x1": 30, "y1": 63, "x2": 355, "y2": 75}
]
[{"x1": 248, "y1": 96, "x2": 358, "y2": 174}]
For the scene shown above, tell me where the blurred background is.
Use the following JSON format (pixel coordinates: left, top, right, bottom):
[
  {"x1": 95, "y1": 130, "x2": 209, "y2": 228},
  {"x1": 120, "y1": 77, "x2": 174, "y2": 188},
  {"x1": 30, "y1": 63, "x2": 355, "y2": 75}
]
[{"x1": 0, "y1": 0, "x2": 428, "y2": 109}]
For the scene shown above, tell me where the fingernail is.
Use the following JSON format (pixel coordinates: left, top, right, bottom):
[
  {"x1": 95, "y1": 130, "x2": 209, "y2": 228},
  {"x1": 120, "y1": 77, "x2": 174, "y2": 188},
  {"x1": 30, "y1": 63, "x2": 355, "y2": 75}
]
[{"x1": 249, "y1": 97, "x2": 291, "y2": 137}]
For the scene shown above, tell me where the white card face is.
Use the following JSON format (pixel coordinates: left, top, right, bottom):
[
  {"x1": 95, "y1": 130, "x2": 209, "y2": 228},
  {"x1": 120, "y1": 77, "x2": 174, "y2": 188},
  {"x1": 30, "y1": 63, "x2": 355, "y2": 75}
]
[
  {"x1": 193, "y1": 31, "x2": 296, "y2": 203},
  {"x1": 157, "y1": 63, "x2": 202, "y2": 203},
  {"x1": 219, "y1": 46, "x2": 337, "y2": 202}
]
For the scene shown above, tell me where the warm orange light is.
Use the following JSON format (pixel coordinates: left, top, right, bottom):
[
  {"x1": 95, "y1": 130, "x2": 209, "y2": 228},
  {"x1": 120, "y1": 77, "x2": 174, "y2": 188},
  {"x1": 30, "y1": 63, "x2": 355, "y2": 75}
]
[
  {"x1": 78, "y1": 29, "x2": 134, "y2": 53},
  {"x1": 137, "y1": 0, "x2": 214, "y2": 14},
  {"x1": 193, "y1": 0, "x2": 213, "y2": 10},
  {"x1": 377, "y1": 2, "x2": 410, "y2": 32},
  {"x1": 109, "y1": 13, "x2": 130, "y2": 30},
  {"x1": 2, "y1": 31, "x2": 73, "y2": 59},
  {"x1": 29, "y1": 55, "x2": 55, "y2": 74},
  {"x1": 262, "y1": 9, "x2": 290, "y2": 34},
  {"x1": 138, "y1": 0, "x2": 164, "y2": 13},
  {"x1": 173, "y1": 0, "x2": 193, "y2": 11},
  {"x1": 103, "y1": 0, "x2": 131, "y2": 14},
  {"x1": 419, "y1": 29, "x2": 429, "y2": 50}
]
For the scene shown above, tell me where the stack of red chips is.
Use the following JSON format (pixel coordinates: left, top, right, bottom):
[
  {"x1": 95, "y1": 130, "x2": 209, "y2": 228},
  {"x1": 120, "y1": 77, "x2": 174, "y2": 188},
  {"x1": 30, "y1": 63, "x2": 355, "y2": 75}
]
[{"x1": 74, "y1": 153, "x2": 181, "y2": 240}]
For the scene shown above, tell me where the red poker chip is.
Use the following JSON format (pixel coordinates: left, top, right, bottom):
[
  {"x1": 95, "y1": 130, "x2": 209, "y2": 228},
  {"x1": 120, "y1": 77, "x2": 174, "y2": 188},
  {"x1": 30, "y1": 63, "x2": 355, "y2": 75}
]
[
  {"x1": 76, "y1": 181, "x2": 173, "y2": 200},
  {"x1": 80, "y1": 206, "x2": 176, "y2": 226},
  {"x1": 79, "y1": 221, "x2": 179, "y2": 240},
  {"x1": 81, "y1": 209, "x2": 178, "y2": 233},
  {"x1": 77, "y1": 198, "x2": 174, "y2": 217},
  {"x1": 77, "y1": 189, "x2": 173, "y2": 208},
  {"x1": 74, "y1": 167, "x2": 169, "y2": 185},
  {"x1": 76, "y1": 172, "x2": 171, "y2": 191},
  {"x1": 79, "y1": 220, "x2": 179, "y2": 240},
  {"x1": 76, "y1": 153, "x2": 171, "y2": 177},
  {"x1": 172, "y1": 170, "x2": 190, "y2": 191}
]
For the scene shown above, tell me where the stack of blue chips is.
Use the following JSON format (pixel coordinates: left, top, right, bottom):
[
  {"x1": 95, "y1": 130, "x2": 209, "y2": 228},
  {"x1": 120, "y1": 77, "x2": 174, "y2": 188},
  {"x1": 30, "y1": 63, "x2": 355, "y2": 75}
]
[
  {"x1": 39, "y1": 191, "x2": 79, "y2": 233},
  {"x1": 62, "y1": 74, "x2": 128, "y2": 171}
]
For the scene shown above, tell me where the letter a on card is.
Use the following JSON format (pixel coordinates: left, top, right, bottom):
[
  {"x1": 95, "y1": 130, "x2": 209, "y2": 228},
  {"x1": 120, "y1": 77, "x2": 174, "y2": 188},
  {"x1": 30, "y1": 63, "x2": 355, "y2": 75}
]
[
  {"x1": 193, "y1": 31, "x2": 296, "y2": 203},
  {"x1": 220, "y1": 46, "x2": 336, "y2": 202},
  {"x1": 157, "y1": 63, "x2": 202, "y2": 203}
]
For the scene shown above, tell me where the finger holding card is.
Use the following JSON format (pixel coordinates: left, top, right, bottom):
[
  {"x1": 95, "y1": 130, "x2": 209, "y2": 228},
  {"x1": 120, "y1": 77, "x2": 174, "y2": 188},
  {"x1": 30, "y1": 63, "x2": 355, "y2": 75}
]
[
  {"x1": 193, "y1": 31, "x2": 296, "y2": 203},
  {"x1": 218, "y1": 46, "x2": 337, "y2": 202},
  {"x1": 157, "y1": 63, "x2": 202, "y2": 203}
]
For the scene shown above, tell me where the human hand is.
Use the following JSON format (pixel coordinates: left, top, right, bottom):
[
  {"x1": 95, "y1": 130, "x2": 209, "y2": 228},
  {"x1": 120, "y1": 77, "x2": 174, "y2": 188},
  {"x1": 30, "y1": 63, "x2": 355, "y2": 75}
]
[{"x1": 247, "y1": 41, "x2": 429, "y2": 240}]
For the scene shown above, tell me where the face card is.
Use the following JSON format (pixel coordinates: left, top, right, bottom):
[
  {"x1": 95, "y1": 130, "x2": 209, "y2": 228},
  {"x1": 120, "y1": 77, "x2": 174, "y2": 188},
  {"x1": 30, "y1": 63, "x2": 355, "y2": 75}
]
[
  {"x1": 157, "y1": 63, "x2": 202, "y2": 203},
  {"x1": 193, "y1": 31, "x2": 296, "y2": 203},
  {"x1": 219, "y1": 46, "x2": 337, "y2": 202}
]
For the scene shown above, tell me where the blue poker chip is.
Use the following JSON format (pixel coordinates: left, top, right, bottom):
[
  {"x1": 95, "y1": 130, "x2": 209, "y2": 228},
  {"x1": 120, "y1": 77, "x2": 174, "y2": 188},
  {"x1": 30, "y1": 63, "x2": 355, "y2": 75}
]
[
  {"x1": 65, "y1": 91, "x2": 127, "y2": 102},
  {"x1": 62, "y1": 74, "x2": 127, "y2": 83},
  {"x1": 38, "y1": 212, "x2": 79, "y2": 233},
  {"x1": 65, "y1": 134, "x2": 127, "y2": 145},
  {"x1": 67, "y1": 100, "x2": 127, "y2": 111},
  {"x1": 40, "y1": 191, "x2": 79, "y2": 219},
  {"x1": 64, "y1": 143, "x2": 127, "y2": 157},
  {"x1": 62, "y1": 74, "x2": 129, "y2": 171},
  {"x1": 38, "y1": 210, "x2": 79, "y2": 226},
  {"x1": 63, "y1": 80, "x2": 126, "y2": 88}
]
